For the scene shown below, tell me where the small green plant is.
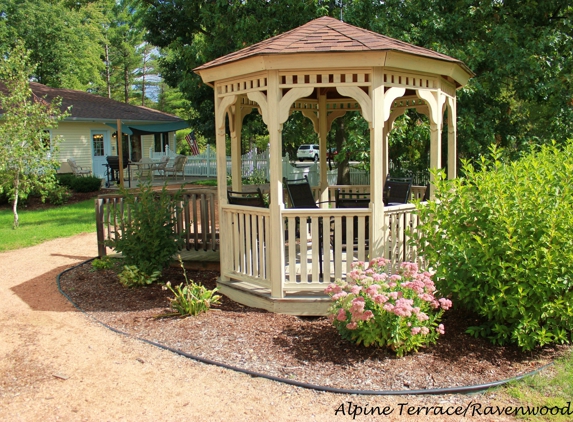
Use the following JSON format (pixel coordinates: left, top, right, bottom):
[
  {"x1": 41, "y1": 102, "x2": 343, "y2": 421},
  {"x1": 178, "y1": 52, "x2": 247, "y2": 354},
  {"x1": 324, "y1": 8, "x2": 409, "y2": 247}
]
[
  {"x1": 118, "y1": 265, "x2": 160, "y2": 287},
  {"x1": 163, "y1": 256, "x2": 221, "y2": 316},
  {"x1": 91, "y1": 256, "x2": 114, "y2": 271},
  {"x1": 106, "y1": 182, "x2": 183, "y2": 277},
  {"x1": 325, "y1": 258, "x2": 451, "y2": 357}
]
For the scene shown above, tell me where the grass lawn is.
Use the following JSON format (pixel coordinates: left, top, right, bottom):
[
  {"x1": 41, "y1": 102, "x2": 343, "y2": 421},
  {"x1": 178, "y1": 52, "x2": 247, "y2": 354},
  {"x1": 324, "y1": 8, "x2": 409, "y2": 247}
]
[
  {"x1": 503, "y1": 351, "x2": 573, "y2": 421},
  {"x1": 0, "y1": 199, "x2": 96, "y2": 252}
]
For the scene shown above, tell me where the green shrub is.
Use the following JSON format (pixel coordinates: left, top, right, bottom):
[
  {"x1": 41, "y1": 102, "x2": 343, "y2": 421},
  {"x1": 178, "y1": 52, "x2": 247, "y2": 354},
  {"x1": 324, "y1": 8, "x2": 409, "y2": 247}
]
[
  {"x1": 415, "y1": 142, "x2": 573, "y2": 350},
  {"x1": 56, "y1": 174, "x2": 76, "y2": 189},
  {"x1": 70, "y1": 176, "x2": 102, "y2": 193},
  {"x1": 46, "y1": 184, "x2": 72, "y2": 205},
  {"x1": 106, "y1": 182, "x2": 183, "y2": 278}
]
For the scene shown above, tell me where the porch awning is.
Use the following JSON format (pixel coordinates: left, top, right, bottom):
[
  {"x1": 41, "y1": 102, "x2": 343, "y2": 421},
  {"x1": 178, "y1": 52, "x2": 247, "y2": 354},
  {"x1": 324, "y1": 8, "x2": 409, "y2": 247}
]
[{"x1": 105, "y1": 121, "x2": 189, "y2": 135}]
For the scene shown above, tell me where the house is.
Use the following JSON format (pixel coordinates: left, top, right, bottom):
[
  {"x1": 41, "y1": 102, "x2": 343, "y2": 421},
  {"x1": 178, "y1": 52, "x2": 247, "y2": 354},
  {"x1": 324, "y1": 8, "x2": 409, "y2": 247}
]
[{"x1": 17, "y1": 83, "x2": 189, "y2": 179}]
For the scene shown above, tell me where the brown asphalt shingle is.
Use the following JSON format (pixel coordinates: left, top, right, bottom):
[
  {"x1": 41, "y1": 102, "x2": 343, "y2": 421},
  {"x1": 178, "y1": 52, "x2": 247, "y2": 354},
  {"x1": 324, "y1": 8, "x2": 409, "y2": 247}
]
[
  {"x1": 195, "y1": 16, "x2": 465, "y2": 71},
  {"x1": 1, "y1": 82, "x2": 183, "y2": 123}
]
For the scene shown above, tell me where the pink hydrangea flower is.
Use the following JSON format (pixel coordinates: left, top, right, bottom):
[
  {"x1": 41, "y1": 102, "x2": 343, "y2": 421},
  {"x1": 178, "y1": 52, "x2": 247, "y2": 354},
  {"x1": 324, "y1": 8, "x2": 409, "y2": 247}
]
[
  {"x1": 365, "y1": 284, "x2": 380, "y2": 296},
  {"x1": 382, "y1": 303, "x2": 394, "y2": 312},
  {"x1": 439, "y1": 298, "x2": 453, "y2": 310},
  {"x1": 420, "y1": 327, "x2": 429, "y2": 335},
  {"x1": 436, "y1": 324, "x2": 445, "y2": 335},
  {"x1": 346, "y1": 322, "x2": 358, "y2": 330},
  {"x1": 350, "y1": 297, "x2": 365, "y2": 314},
  {"x1": 411, "y1": 327, "x2": 421, "y2": 335},
  {"x1": 324, "y1": 283, "x2": 340, "y2": 294},
  {"x1": 332, "y1": 291, "x2": 348, "y2": 300},
  {"x1": 336, "y1": 308, "x2": 347, "y2": 321},
  {"x1": 361, "y1": 310, "x2": 374, "y2": 321},
  {"x1": 350, "y1": 285, "x2": 362, "y2": 295},
  {"x1": 373, "y1": 294, "x2": 388, "y2": 304}
]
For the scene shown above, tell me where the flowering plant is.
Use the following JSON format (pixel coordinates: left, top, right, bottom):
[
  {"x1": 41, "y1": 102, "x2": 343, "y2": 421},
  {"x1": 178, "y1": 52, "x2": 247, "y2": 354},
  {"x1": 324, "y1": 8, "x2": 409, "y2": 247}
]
[{"x1": 325, "y1": 258, "x2": 452, "y2": 357}]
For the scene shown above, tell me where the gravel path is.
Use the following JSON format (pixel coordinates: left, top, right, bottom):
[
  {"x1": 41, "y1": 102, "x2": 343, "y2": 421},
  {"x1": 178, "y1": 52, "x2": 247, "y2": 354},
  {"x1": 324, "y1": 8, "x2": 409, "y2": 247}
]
[{"x1": 0, "y1": 233, "x2": 518, "y2": 421}]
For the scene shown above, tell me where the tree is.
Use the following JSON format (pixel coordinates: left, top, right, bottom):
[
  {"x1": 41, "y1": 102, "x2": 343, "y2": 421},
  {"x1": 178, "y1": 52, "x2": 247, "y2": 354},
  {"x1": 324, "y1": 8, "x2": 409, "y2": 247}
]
[
  {"x1": 0, "y1": 43, "x2": 69, "y2": 228},
  {"x1": 140, "y1": 0, "x2": 573, "y2": 164},
  {"x1": 107, "y1": 0, "x2": 144, "y2": 104},
  {"x1": 0, "y1": 0, "x2": 107, "y2": 91},
  {"x1": 139, "y1": 0, "x2": 329, "y2": 141}
]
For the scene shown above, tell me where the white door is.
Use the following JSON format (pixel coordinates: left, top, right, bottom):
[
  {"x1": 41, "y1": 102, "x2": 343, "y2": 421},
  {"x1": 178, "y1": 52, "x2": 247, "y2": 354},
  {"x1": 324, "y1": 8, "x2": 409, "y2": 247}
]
[{"x1": 91, "y1": 131, "x2": 110, "y2": 179}]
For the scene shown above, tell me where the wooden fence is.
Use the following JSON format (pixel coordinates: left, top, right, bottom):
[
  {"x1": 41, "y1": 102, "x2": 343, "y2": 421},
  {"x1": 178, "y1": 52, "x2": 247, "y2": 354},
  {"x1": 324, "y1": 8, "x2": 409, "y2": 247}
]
[{"x1": 95, "y1": 189, "x2": 219, "y2": 257}]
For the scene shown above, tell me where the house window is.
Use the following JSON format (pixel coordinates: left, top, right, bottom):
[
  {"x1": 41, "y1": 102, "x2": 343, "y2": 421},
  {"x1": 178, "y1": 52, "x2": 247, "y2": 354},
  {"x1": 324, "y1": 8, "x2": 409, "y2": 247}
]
[
  {"x1": 93, "y1": 134, "x2": 105, "y2": 156},
  {"x1": 154, "y1": 133, "x2": 169, "y2": 153}
]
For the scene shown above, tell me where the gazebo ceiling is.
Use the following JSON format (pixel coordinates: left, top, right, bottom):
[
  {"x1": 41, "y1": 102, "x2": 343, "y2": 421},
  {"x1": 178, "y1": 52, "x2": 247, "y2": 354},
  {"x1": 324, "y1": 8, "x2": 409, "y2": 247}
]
[{"x1": 194, "y1": 16, "x2": 473, "y2": 87}]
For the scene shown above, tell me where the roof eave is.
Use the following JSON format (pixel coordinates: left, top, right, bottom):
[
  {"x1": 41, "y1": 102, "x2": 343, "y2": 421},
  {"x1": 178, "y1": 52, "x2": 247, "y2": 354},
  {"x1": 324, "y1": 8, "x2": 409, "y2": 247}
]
[{"x1": 194, "y1": 50, "x2": 473, "y2": 88}]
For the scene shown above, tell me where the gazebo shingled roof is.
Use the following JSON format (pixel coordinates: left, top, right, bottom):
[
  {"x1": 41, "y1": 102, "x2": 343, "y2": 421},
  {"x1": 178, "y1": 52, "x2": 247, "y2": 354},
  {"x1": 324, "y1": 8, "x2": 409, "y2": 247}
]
[{"x1": 195, "y1": 16, "x2": 472, "y2": 78}]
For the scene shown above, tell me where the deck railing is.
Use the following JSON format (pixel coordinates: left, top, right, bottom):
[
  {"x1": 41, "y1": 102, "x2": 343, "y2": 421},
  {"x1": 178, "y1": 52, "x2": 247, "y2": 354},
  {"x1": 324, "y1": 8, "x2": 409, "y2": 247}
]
[{"x1": 95, "y1": 189, "x2": 219, "y2": 257}]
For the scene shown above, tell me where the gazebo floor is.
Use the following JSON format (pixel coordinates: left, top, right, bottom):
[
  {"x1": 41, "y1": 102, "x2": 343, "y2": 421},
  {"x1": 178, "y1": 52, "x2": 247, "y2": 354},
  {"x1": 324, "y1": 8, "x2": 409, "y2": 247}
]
[{"x1": 216, "y1": 278, "x2": 331, "y2": 316}]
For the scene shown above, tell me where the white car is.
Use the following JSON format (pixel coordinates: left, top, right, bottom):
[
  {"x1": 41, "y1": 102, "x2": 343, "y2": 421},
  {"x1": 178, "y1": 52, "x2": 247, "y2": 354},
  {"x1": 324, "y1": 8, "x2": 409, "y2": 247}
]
[{"x1": 297, "y1": 144, "x2": 319, "y2": 161}]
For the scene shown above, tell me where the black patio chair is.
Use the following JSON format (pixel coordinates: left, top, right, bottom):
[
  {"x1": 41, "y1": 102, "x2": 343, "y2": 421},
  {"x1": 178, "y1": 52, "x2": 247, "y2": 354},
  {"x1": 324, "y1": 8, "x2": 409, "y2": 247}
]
[
  {"x1": 227, "y1": 187, "x2": 266, "y2": 208},
  {"x1": 283, "y1": 176, "x2": 332, "y2": 278},
  {"x1": 384, "y1": 175, "x2": 413, "y2": 205},
  {"x1": 332, "y1": 190, "x2": 370, "y2": 251}
]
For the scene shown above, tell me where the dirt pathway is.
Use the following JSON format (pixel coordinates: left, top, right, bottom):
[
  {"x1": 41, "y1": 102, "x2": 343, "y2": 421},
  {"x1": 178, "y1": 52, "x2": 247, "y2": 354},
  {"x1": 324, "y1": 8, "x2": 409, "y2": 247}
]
[{"x1": 0, "y1": 233, "x2": 516, "y2": 421}]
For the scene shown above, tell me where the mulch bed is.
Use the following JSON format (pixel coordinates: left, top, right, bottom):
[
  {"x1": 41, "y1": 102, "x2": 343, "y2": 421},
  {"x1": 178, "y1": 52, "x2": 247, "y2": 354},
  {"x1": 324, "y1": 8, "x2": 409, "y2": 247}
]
[{"x1": 58, "y1": 262, "x2": 570, "y2": 392}]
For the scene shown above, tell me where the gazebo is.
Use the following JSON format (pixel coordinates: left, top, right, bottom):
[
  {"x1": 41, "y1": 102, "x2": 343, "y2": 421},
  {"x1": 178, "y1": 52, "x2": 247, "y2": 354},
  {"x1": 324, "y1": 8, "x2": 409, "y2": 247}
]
[{"x1": 194, "y1": 16, "x2": 473, "y2": 315}]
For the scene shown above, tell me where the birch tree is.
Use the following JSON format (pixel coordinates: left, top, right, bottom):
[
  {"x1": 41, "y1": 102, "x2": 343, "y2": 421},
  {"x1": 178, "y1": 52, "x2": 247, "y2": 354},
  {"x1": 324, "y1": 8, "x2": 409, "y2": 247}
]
[{"x1": 0, "y1": 43, "x2": 69, "y2": 228}]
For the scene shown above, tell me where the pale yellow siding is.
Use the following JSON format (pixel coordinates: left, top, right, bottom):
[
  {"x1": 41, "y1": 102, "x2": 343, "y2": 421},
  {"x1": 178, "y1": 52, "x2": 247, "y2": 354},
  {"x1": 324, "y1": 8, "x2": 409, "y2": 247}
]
[{"x1": 53, "y1": 122, "x2": 112, "y2": 173}]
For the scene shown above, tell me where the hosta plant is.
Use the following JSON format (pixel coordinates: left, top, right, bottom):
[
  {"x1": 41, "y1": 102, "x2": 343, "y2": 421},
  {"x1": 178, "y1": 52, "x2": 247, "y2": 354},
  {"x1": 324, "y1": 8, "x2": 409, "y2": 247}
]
[
  {"x1": 325, "y1": 258, "x2": 452, "y2": 357},
  {"x1": 163, "y1": 256, "x2": 221, "y2": 316},
  {"x1": 118, "y1": 265, "x2": 160, "y2": 288}
]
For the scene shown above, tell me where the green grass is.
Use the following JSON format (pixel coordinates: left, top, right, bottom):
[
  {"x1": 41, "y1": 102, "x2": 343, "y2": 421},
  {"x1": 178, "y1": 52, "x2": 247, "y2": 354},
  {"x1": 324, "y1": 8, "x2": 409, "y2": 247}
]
[
  {"x1": 0, "y1": 199, "x2": 96, "y2": 251},
  {"x1": 503, "y1": 350, "x2": 573, "y2": 421}
]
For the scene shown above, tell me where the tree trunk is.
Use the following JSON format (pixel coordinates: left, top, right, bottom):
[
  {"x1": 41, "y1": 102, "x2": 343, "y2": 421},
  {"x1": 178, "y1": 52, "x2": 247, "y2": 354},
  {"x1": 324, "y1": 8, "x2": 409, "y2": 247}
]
[
  {"x1": 12, "y1": 177, "x2": 19, "y2": 228},
  {"x1": 124, "y1": 64, "x2": 129, "y2": 103},
  {"x1": 105, "y1": 44, "x2": 111, "y2": 99}
]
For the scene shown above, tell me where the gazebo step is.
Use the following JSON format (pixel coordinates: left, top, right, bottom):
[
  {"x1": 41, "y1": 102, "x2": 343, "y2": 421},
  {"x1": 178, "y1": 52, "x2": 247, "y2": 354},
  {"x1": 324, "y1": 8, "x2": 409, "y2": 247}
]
[{"x1": 217, "y1": 278, "x2": 331, "y2": 316}]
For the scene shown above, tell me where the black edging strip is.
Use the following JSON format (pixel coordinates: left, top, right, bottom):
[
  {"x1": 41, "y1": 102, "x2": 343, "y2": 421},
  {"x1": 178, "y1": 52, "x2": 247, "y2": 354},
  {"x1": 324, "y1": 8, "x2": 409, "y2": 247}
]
[{"x1": 57, "y1": 259, "x2": 554, "y2": 396}]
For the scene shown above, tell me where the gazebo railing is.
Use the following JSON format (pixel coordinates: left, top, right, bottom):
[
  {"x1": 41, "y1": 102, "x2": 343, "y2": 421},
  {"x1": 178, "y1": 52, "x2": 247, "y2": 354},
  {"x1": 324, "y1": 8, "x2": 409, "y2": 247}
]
[
  {"x1": 220, "y1": 203, "x2": 271, "y2": 289},
  {"x1": 282, "y1": 203, "x2": 423, "y2": 289}
]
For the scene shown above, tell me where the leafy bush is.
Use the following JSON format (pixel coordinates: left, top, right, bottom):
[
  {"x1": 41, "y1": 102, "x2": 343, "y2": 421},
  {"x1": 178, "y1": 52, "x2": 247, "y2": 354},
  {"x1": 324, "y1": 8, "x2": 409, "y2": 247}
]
[
  {"x1": 46, "y1": 184, "x2": 72, "y2": 205},
  {"x1": 70, "y1": 176, "x2": 102, "y2": 193},
  {"x1": 106, "y1": 182, "x2": 183, "y2": 278},
  {"x1": 56, "y1": 174, "x2": 101, "y2": 192},
  {"x1": 56, "y1": 174, "x2": 76, "y2": 189},
  {"x1": 163, "y1": 256, "x2": 221, "y2": 316},
  {"x1": 415, "y1": 142, "x2": 573, "y2": 350},
  {"x1": 118, "y1": 265, "x2": 160, "y2": 287},
  {"x1": 325, "y1": 258, "x2": 451, "y2": 357}
]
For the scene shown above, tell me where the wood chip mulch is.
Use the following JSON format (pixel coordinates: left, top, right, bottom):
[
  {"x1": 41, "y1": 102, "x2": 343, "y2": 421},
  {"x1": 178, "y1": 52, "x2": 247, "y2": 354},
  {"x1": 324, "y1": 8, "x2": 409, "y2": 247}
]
[{"x1": 58, "y1": 262, "x2": 570, "y2": 392}]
